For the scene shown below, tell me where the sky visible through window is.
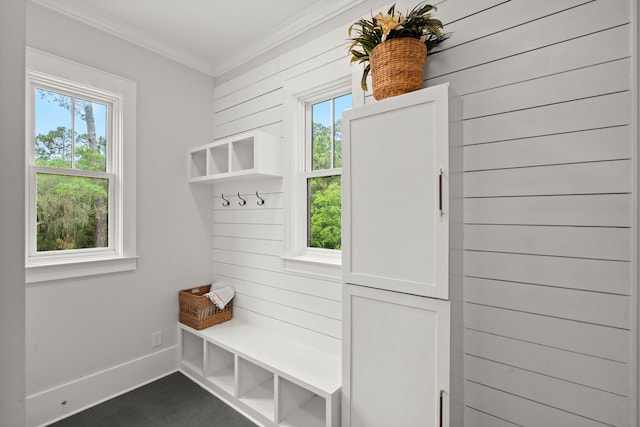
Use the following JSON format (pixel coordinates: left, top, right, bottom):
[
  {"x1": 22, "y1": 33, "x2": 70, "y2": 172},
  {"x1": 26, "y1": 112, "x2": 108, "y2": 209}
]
[
  {"x1": 311, "y1": 94, "x2": 352, "y2": 128},
  {"x1": 35, "y1": 90, "x2": 107, "y2": 142}
]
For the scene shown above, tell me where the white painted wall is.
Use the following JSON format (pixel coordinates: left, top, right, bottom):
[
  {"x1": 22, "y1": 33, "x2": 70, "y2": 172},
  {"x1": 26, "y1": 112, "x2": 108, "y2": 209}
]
[
  {"x1": 0, "y1": 1, "x2": 26, "y2": 426},
  {"x1": 24, "y1": 3, "x2": 215, "y2": 425},
  {"x1": 212, "y1": 0, "x2": 637, "y2": 425}
]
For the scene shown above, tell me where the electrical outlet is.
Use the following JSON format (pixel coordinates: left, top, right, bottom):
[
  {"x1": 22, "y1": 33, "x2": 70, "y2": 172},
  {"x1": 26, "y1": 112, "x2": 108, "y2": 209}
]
[{"x1": 151, "y1": 331, "x2": 162, "y2": 348}]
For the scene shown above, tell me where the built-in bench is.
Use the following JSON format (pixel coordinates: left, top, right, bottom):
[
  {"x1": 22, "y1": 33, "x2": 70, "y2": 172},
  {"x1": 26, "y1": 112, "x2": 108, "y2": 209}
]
[{"x1": 178, "y1": 319, "x2": 341, "y2": 427}]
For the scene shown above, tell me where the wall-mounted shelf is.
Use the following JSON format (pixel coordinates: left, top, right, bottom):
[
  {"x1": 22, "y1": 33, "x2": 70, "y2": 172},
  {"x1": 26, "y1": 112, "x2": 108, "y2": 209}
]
[
  {"x1": 179, "y1": 320, "x2": 341, "y2": 427},
  {"x1": 188, "y1": 131, "x2": 281, "y2": 183}
]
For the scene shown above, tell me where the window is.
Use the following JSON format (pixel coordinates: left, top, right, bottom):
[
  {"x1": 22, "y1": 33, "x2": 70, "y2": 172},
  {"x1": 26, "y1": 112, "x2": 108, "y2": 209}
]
[
  {"x1": 25, "y1": 49, "x2": 136, "y2": 283},
  {"x1": 31, "y1": 87, "x2": 111, "y2": 253},
  {"x1": 305, "y1": 94, "x2": 352, "y2": 250},
  {"x1": 284, "y1": 67, "x2": 353, "y2": 274}
]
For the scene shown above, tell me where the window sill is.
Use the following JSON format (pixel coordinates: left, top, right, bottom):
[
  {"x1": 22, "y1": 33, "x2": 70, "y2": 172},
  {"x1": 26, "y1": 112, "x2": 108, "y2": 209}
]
[
  {"x1": 282, "y1": 254, "x2": 342, "y2": 282},
  {"x1": 25, "y1": 255, "x2": 138, "y2": 284}
]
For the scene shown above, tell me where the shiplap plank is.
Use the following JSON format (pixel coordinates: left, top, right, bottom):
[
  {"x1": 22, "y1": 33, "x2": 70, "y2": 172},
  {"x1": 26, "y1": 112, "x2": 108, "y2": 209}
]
[
  {"x1": 219, "y1": 276, "x2": 342, "y2": 320},
  {"x1": 465, "y1": 355, "x2": 630, "y2": 426},
  {"x1": 464, "y1": 126, "x2": 630, "y2": 170},
  {"x1": 232, "y1": 308, "x2": 341, "y2": 357},
  {"x1": 214, "y1": 105, "x2": 283, "y2": 138},
  {"x1": 426, "y1": 0, "x2": 629, "y2": 79},
  {"x1": 234, "y1": 293, "x2": 341, "y2": 339},
  {"x1": 465, "y1": 381, "x2": 609, "y2": 427},
  {"x1": 465, "y1": 303, "x2": 630, "y2": 363},
  {"x1": 464, "y1": 159, "x2": 631, "y2": 197},
  {"x1": 214, "y1": 249, "x2": 283, "y2": 271},
  {"x1": 437, "y1": 0, "x2": 589, "y2": 51},
  {"x1": 465, "y1": 277, "x2": 630, "y2": 329},
  {"x1": 215, "y1": 38, "x2": 346, "y2": 111},
  {"x1": 464, "y1": 91, "x2": 630, "y2": 145},
  {"x1": 214, "y1": 208, "x2": 284, "y2": 225},
  {"x1": 215, "y1": 57, "x2": 279, "y2": 100},
  {"x1": 428, "y1": 24, "x2": 631, "y2": 95},
  {"x1": 465, "y1": 251, "x2": 631, "y2": 295},
  {"x1": 464, "y1": 407, "x2": 520, "y2": 427},
  {"x1": 214, "y1": 266, "x2": 341, "y2": 310},
  {"x1": 213, "y1": 181, "x2": 283, "y2": 200},
  {"x1": 214, "y1": 223, "x2": 283, "y2": 241},
  {"x1": 464, "y1": 224, "x2": 631, "y2": 261},
  {"x1": 213, "y1": 262, "x2": 342, "y2": 301},
  {"x1": 213, "y1": 236, "x2": 282, "y2": 256},
  {"x1": 464, "y1": 329, "x2": 630, "y2": 396},
  {"x1": 463, "y1": 58, "x2": 630, "y2": 119},
  {"x1": 215, "y1": 88, "x2": 283, "y2": 126},
  {"x1": 464, "y1": 194, "x2": 631, "y2": 227},
  {"x1": 435, "y1": 0, "x2": 510, "y2": 25}
]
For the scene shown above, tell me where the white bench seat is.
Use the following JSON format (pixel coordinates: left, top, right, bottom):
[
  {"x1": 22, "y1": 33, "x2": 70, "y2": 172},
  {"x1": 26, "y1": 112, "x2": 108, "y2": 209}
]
[{"x1": 179, "y1": 319, "x2": 341, "y2": 427}]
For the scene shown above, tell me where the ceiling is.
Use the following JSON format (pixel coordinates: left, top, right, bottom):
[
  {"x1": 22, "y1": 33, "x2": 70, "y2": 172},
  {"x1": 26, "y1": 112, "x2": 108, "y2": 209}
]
[{"x1": 31, "y1": 0, "x2": 367, "y2": 78}]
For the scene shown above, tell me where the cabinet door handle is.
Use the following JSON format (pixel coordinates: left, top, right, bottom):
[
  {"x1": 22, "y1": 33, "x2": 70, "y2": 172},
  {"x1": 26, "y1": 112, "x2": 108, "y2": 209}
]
[
  {"x1": 438, "y1": 168, "x2": 444, "y2": 216},
  {"x1": 439, "y1": 389, "x2": 444, "y2": 427}
]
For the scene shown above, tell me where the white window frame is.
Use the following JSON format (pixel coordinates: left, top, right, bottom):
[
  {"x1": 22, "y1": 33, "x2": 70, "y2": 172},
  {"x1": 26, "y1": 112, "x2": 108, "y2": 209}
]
[
  {"x1": 283, "y1": 59, "x2": 354, "y2": 278},
  {"x1": 25, "y1": 48, "x2": 137, "y2": 283}
]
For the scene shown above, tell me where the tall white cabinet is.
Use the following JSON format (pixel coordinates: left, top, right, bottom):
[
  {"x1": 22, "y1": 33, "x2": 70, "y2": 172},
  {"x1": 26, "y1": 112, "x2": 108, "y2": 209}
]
[{"x1": 341, "y1": 84, "x2": 463, "y2": 427}]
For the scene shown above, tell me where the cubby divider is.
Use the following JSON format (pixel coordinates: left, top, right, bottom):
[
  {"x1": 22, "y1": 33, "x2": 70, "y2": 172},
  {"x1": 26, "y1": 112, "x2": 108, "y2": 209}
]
[
  {"x1": 181, "y1": 328, "x2": 204, "y2": 375},
  {"x1": 278, "y1": 377, "x2": 326, "y2": 427},
  {"x1": 238, "y1": 357, "x2": 275, "y2": 420},
  {"x1": 205, "y1": 341, "x2": 235, "y2": 395},
  {"x1": 189, "y1": 149, "x2": 207, "y2": 179}
]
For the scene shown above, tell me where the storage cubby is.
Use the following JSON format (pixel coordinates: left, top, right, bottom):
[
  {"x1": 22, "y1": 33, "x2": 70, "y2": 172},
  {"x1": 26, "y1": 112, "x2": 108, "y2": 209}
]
[
  {"x1": 187, "y1": 131, "x2": 281, "y2": 183},
  {"x1": 278, "y1": 377, "x2": 326, "y2": 427},
  {"x1": 208, "y1": 144, "x2": 229, "y2": 175},
  {"x1": 178, "y1": 321, "x2": 340, "y2": 427},
  {"x1": 181, "y1": 329, "x2": 204, "y2": 375},
  {"x1": 231, "y1": 137, "x2": 255, "y2": 172},
  {"x1": 189, "y1": 149, "x2": 207, "y2": 179},
  {"x1": 206, "y1": 342, "x2": 235, "y2": 395},
  {"x1": 239, "y1": 357, "x2": 275, "y2": 420}
]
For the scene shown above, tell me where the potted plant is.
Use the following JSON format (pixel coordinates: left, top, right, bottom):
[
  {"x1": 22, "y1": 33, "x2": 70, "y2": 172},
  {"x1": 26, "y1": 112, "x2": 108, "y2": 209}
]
[{"x1": 348, "y1": 2, "x2": 448, "y2": 100}]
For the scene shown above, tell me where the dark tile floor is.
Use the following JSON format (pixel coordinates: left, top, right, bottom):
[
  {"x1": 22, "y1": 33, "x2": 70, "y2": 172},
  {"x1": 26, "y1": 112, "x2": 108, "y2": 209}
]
[{"x1": 50, "y1": 372, "x2": 256, "y2": 427}]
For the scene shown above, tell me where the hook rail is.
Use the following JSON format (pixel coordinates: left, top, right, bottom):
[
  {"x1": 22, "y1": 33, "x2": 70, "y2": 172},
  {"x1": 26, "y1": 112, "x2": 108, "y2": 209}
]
[{"x1": 220, "y1": 191, "x2": 266, "y2": 207}]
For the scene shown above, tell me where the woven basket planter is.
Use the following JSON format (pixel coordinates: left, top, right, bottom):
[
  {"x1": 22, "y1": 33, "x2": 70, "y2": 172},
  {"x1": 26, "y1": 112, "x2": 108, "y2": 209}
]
[{"x1": 370, "y1": 37, "x2": 427, "y2": 101}]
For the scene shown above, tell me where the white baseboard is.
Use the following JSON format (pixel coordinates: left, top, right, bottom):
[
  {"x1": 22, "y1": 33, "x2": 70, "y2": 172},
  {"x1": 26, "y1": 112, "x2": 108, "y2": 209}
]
[{"x1": 26, "y1": 346, "x2": 178, "y2": 427}]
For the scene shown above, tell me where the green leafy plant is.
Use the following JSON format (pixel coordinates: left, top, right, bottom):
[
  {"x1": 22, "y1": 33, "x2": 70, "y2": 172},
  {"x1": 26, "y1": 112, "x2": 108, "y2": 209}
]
[{"x1": 348, "y1": 2, "x2": 448, "y2": 91}]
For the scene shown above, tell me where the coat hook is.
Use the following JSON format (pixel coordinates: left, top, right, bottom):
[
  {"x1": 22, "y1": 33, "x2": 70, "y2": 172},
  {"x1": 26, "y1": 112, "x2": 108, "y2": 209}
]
[
  {"x1": 256, "y1": 191, "x2": 265, "y2": 206},
  {"x1": 237, "y1": 192, "x2": 246, "y2": 206},
  {"x1": 221, "y1": 193, "x2": 230, "y2": 207}
]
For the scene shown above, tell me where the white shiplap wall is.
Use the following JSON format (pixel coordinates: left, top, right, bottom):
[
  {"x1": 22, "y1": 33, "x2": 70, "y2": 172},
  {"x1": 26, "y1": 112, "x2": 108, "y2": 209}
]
[{"x1": 210, "y1": 0, "x2": 636, "y2": 425}]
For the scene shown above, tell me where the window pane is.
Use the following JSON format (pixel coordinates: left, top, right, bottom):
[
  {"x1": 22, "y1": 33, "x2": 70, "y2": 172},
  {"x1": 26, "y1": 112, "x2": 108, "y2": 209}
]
[
  {"x1": 34, "y1": 88, "x2": 73, "y2": 168},
  {"x1": 333, "y1": 94, "x2": 351, "y2": 168},
  {"x1": 308, "y1": 175, "x2": 341, "y2": 250},
  {"x1": 312, "y1": 100, "x2": 331, "y2": 170},
  {"x1": 36, "y1": 173, "x2": 109, "y2": 251},
  {"x1": 75, "y1": 99, "x2": 107, "y2": 172}
]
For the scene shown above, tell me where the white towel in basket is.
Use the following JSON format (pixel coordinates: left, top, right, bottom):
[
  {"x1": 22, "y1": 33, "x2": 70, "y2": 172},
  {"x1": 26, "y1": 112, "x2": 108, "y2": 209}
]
[{"x1": 204, "y1": 283, "x2": 235, "y2": 310}]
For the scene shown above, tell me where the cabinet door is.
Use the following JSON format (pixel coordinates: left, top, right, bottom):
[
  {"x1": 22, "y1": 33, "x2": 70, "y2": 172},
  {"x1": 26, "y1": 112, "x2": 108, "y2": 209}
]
[
  {"x1": 342, "y1": 86, "x2": 450, "y2": 299},
  {"x1": 342, "y1": 284, "x2": 450, "y2": 427}
]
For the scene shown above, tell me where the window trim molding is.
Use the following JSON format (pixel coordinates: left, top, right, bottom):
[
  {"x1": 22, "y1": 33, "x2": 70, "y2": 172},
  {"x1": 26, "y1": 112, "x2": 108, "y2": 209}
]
[
  {"x1": 283, "y1": 59, "x2": 352, "y2": 278},
  {"x1": 25, "y1": 48, "x2": 137, "y2": 283}
]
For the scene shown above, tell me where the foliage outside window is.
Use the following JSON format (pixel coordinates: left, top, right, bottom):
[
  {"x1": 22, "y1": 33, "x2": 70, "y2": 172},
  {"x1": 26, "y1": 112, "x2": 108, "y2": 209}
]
[
  {"x1": 33, "y1": 87, "x2": 111, "y2": 252},
  {"x1": 306, "y1": 93, "x2": 352, "y2": 250}
]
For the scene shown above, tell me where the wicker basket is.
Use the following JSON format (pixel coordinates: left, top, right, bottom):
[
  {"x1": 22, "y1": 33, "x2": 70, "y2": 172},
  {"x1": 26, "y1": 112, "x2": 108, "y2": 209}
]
[
  {"x1": 179, "y1": 285, "x2": 232, "y2": 330},
  {"x1": 370, "y1": 37, "x2": 427, "y2": 101}
]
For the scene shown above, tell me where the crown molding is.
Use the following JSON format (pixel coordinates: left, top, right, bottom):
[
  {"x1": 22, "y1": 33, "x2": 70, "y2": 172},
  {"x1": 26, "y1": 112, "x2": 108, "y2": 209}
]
[
  {"x1": 212, "y1": 0, "x2": 367, "y2": 77},
  {"x1": 30, "y1": 0, "x2": 366, "y2": 77}
]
